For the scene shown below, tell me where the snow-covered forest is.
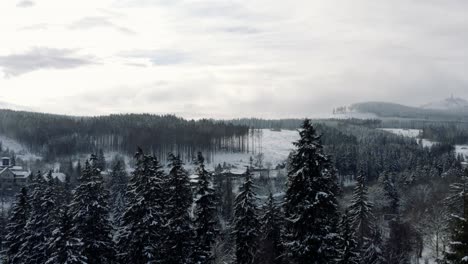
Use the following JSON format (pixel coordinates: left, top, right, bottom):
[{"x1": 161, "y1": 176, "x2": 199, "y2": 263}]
[{"x1": 0, "y1": 117, "x2": 468, "y2": 264}]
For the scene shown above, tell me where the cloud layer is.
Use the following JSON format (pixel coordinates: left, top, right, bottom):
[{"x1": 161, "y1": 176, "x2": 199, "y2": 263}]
[{"x1": 0, "y1": 0, "x2": 467, "y2": 118}]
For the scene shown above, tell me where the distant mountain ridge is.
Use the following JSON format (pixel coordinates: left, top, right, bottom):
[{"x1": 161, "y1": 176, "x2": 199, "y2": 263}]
[
  {"x1": 349, "y1": 98, "x2": 468, "y2": 121},
  {"x1": 421, "y1": 96, "x2": 468, "y2": 111}
]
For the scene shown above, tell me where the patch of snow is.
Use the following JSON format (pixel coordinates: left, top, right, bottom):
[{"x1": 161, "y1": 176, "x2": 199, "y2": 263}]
[
  {"x1": 421, "y1": 139, "x2": 438, "y2": 148},
  {"x1": 211, "y1": 129, "x2": 299, "y2": 169},
  {"x1": 456, "y1": 145, "x2": 468, "y2": 160},
  {"x1": 380, "y1": 128, "x2": 422, "y2": 138}
]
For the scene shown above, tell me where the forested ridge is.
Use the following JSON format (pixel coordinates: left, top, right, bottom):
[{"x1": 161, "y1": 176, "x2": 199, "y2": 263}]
[{"x1": 0, "y1": 109, "x2": 249, "y2": 160}]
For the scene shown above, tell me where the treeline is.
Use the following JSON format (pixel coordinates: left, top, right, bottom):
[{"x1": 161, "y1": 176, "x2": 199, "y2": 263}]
[
  {"x1": 314, "y1": 123, "x2": 463, "y2": 183},
  {"x1": 222, "y1": 117, "x2": 382, "y2": 130},
  {"x1": 223, "y1": 118, "x2": 304, "y2": 130},
  {"x1": 422, "y1": 125, "x2": 468, "y2": 145},
  {"x1": 0, "y1": 110, "x2": 249, "y2": 161}
]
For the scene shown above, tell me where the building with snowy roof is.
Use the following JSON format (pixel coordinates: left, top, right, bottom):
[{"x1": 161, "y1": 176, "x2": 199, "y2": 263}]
[{"x1": 0, "y1": 157, "x2": 30, "y2": 193}]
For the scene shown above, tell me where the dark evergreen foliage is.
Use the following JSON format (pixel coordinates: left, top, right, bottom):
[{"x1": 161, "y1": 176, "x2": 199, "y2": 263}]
[
  {"x1": 70, "y1": 156, "x2": 115, "y2": 264},
  {"x1": 3, "y1": 187, "x2": 30, "y2": 264},
  {"x1": 162, "y1": 153, "x2": 195, "y2": 264},
  {"x1": 257, "y1": 193, "x2": 283, "y2": 264},
  {"x1": 18, "y1": 172, "x2": 60, "y2": 263},
  {"x1": 116, "y1": 148, "x2": 166, "y2": 264},
  {"x1": 193, "y1": 152, "x2": 218, "y2": 264},
  {"x1": 349, "y1": 172, "x2": 375, "y2": 248},
  {"x1": 283, "y1": 119, "x2": 341, "y2": 264},
  {"x1": 362, "y1": 229, "x2": 386, "y2": 264},
  {"x1": 46, "y1": 208, "x2": 87, "y2": 264},
  {"x1": 233, "y1": 169, "x2": 260, "y2": 264},
  {"x1": 339, "y1": 211, "x2": 360, "y2": 264}
]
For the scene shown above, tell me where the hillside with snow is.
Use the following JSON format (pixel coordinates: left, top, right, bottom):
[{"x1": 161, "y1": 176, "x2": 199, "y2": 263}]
[{"x1": 421, "y1": 96, "x2": 468, "y2": 111}]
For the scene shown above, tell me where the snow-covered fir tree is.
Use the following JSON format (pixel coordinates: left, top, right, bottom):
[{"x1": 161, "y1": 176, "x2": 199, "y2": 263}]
[
  {"x1": 18, "y1": 171, "x2": 60, "y2": 263},
  {"x1": 3, "y1": 187, "x2": 30, "y2": 264},
  {"x1": 108, "y1": 156, "x2": 128, "y2": 225},
  {"x1": 339, "y1": 211, "x2": 360, "y2": 264},
  {"x1": 362, "y1": 229, "x2": 386, "y2": 264},
  {"x1": 349, "y1": 172, "x2": 375, "y2": 249},
  {"x1": 46, "y1": 208, "x2": 87, "y2": 264},
  {"x1": 283, "y1": 119, "x2": 341, "y2": 264},
  {"x1": 70, "y1": 156, "x2": 115, "y2": 264},
  {"x1": 116, "y1": 148, "x2": 166, "y2": 264},
  {"x1": 162, "y1": 153, "x2": 195, "y2": 264},
  {"x1": 257, "y1": 192, "x2": 283, "y2": 264},
  {"x1": 96, "y1": 149, "x2": 107, "y2": 172},
  {"x1": 233, "y1": 168, "x2": 260, "y2": 264},
  {"x1": 193, "y1": 152, "x2": 218, "y2": 264}
]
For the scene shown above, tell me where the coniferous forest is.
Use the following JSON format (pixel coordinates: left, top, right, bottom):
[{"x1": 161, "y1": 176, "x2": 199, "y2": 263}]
[{"x1": 1, "y1": 118, "x2": 468, "y2": 263}]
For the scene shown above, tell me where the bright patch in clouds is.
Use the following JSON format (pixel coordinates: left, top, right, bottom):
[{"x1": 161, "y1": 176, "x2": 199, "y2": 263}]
[{"x1": 1, "y1": 0, "x2": 468, "y2": 118}]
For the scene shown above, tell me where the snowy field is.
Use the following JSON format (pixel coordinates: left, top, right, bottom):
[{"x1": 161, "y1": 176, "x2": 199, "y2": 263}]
[
  {"x1": 456, "y1": 145, "x2": 468, "y2": 160},
  {"x1": 210, "y1": 129, "x2": 299, "y2": 171}
]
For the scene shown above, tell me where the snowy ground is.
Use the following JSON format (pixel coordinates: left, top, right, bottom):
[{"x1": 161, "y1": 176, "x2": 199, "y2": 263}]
[
  {"x1": 210, "y1": 129, "x2": 299, "y2": 171},
  {"x1": 456, "y1": 145, "x2": 468, "y2": 160},
  {"x1": 380, "y1": 128, "x2": 421, "y2": 138}
]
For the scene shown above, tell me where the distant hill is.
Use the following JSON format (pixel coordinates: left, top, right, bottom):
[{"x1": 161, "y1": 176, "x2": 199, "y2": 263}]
[
  {"x1": 421, "y1": 96, "x2": 468, "y2": 111},
  {"x1": 349, "y1": 101, "x2": 468, "y2": 121}
]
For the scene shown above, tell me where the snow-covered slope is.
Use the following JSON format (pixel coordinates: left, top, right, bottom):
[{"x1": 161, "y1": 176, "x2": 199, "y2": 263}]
[
  {"x1": 0, "y1": 134, "x2": 41, "y2": 160},
  {"x1": 421, "y1": 96, "x2": 468, "y2": 111}
]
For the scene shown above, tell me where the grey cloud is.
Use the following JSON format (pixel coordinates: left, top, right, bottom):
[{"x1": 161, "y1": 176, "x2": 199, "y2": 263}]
[
  {"x1": 0, "y1": 47, "x2": 95, "y2": 77},
  {"x1": 69, "y1": 16, "x2": 136, "y2": 35},
  {"x1": 120, "y1": 50, "x2": 188, "y2": 65},
  {"x1": 16, "y1": 0, "x2": 34, "y2": 8}
]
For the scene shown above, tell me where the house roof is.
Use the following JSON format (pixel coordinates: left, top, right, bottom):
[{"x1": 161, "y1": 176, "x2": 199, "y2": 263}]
[{"x1": 0, "y1": 167, "x2": 29, "y2": 178}]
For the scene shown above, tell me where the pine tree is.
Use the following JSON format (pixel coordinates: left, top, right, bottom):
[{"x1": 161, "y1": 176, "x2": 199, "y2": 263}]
[
  {"x1": 46, "y1": 208, "x2": 87, "y2": 264},
  {"x1": 349, "y1": 172, "x2": 375, "y2": 249},
  {"x1": 233, "y1": 168, "x2": 260, "y2": 264},
  {"x1": 257, "y1": 193, "x2": 283, "y2": 264},
  {"x1": 283, "y1": 119, "x2": 341, "y2": 264},
  {"x1": 70, "y1": 156, "x2": 115, "y2": 264},
  {"x1": 362, "y1": 229, "x2": 386, "y2": 264},
  {"x1": 193, "y1": 152, "x2": 218, "y2": 264},
  {"x1": 162, "y1": 153, "x2": 195, "y2": 264},
  {"x1": 3, "y1": 187, "x2": 30, "y2": 264},
  {"x1": 96, "y1": 149, "x2": 107, "y2": 171},
  {"x1": 339, "y1": 211, "x2": 360, "y2": 264},
  {"x1": 383, "y1": 172, "x2": 400, "y2": 216},
  {"x1": 19, "y1": 171, "x2": 60, "y2": 263},
  {"x1": 116, "y1": 148, "x2": 166, "y2": 264},
  {"x1": 109, "y1": 157, "x2": 128, "y2": 225}
]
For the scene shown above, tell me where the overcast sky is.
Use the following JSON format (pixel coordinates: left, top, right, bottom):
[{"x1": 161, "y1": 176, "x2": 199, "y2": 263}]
[{"x1": 1, "y1": 0, "x2": 468, "y2": 118}]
